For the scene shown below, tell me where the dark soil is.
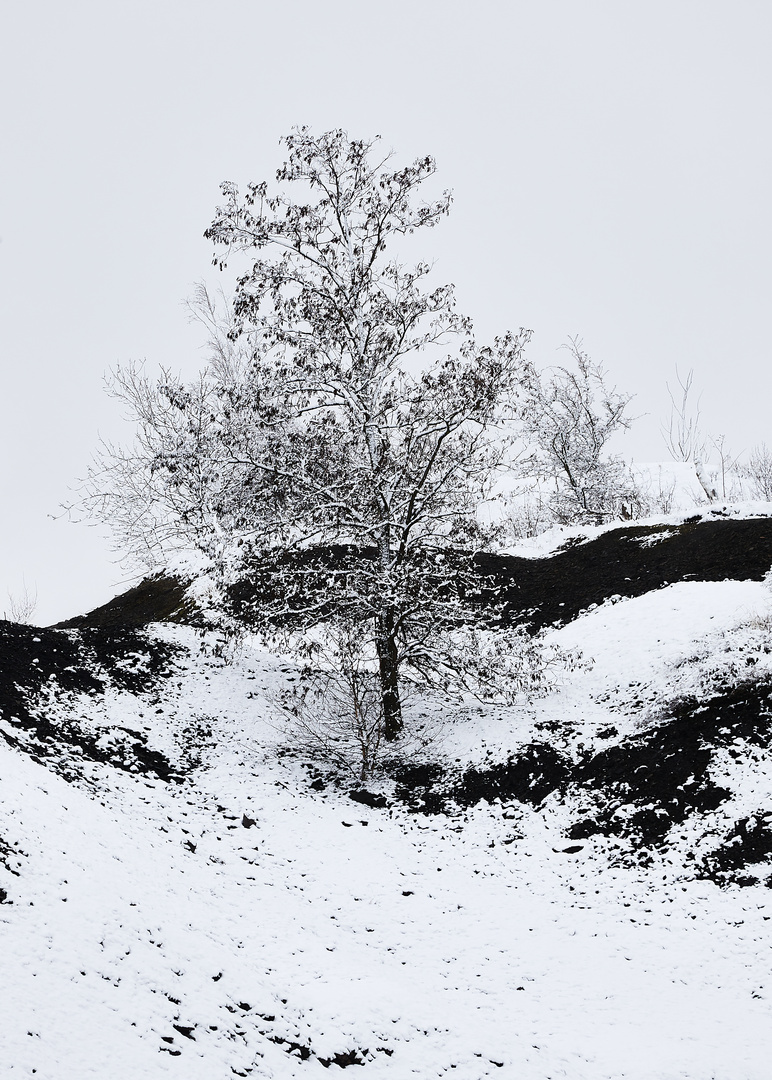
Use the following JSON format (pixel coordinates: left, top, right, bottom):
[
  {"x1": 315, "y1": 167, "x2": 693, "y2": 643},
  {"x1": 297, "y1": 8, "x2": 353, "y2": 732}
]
[
  {"x1": 476, "y1": 515, "x2": 772, "y2": 631},
  {"x1": 389, "y1": 679, "x2": 772, "y2": 874},
  {"x1": 0, "y1": 620, "x2": 182, "y2": 783},
  {"x1": 61, "y1": 516, "x2": 772, "y2": 634},
  {"x1": 389, "y1": 744, "x2": 572, "y2": 815},
  {"x1": 348, "y1": 788, "x2": 390, "y2": 809},
  {"x1": 567, "y1": 679, "x2": 772, "y2": 847},
  {"x1": 388, "y1": 761, "x2": 451, "y2": 814},
  {"x1": 699, "y1": 814, "x2": 772, "y2": 887},
  {"x1": 55, "y1": 574, "x2": 200, "y2": 630},
  {"x1": 455, "y1": 745, "x2": 572, "y2": 807},
  {"x1": 0, "y1": 832, "x2": 22, "y2": 877}
]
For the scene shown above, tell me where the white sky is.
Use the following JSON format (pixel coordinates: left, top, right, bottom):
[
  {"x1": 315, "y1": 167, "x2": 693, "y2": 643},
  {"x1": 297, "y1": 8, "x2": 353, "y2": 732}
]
[{"x1": 2, "y1": 0, "x2": 771, "y2": 625}]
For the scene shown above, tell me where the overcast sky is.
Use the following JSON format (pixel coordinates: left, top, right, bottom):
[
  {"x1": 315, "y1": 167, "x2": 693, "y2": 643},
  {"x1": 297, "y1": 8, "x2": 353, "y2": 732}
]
[{"x1": 2, "y1": 0, "x2": 771, "y2": 625}]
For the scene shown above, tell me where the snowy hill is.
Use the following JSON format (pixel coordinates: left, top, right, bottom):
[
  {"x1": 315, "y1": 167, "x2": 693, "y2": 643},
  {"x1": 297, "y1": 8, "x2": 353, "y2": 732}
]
[{"x1": 2, "y1": 515, "x2": 772, "y2": 1078}]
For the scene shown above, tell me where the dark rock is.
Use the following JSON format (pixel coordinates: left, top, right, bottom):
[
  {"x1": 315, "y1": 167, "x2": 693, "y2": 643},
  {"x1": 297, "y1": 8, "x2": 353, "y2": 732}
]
[
  {"x1": 348, "y1": 789, "x2": 389, "y2": 809},
  {"x1": 172, "y1": 1024, "x2": 196, "y2": 1041}
]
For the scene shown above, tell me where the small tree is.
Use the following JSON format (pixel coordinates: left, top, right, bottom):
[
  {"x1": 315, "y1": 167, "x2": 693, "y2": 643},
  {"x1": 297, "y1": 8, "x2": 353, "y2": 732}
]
[
  {"x1": 742, "y1": 442, "x2": 772, "y2": 502},
  {"x1": 519, "y1": 339, "x2": 637, "y2": 524},
  {"x1": 279, "y1": 623, "x2": 388, "y2": 783},
  {"x1": 661, "y1": 367, "x2": 718, "y2": 502},
  {"x1": 4, "y1": 581, "x2": 38, "y2": 625},
  {"x1": 710, "y1": 433, "x2": 742, "y2": 502},
  {"x1": 85, "y1": 129, "x2": 547, "y2": 748}
]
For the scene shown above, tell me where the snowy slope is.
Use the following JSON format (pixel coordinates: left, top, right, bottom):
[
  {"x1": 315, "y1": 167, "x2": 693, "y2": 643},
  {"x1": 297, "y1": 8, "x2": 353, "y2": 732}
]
[{"x1": 1, "y1": 577, "x2": 772, "y2": 1078}]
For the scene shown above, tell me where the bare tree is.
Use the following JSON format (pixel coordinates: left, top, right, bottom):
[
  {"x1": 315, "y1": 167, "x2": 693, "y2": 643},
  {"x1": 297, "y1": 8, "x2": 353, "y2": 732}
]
[
  {"x1": 84, "y1": 129, "x2": 551, "y2": 746},
  {"x1": 743, "y1": 442, "x2": 772, "y2": 501},
  {"x1": 4, "y1": 581, "x2": 38, "y2": 625},
  {"x1": 710, "y1": 434, "x2": 742, "y2": 501},
  {"x1": 519, "y1": 339, "x2": 638, "y2": 525},
  {"x1": 278, "y1": 623, "x2": 389, "y2": 782},
  {"x1": 662, "y1": 368, "x2": 707, "y2": 463},
  {"x1": 661, "y1": 367, "x2": 717, "y2": 501}
]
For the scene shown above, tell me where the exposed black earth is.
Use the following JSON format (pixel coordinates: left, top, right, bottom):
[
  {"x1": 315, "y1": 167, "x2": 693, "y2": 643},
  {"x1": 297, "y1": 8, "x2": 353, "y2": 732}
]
[
  {"x1": 387, "y1": 745, "x2": 572, "y2": 815},
  {"x1": 0, "y1": 620, "x2": 183, "y2": 782},
  {"x1": 387, "y1": 680, "x2": 772, "y2": 880},
  {"x1": 479, "y1": 514, "x2": 772, "y2": 631},
  {"x1": 700, "y1": 813, "x2": 772, "y2": 887},
  {"x1": 56, "y1": 574, "x2": 199, "y2": 630},
  {"x1": 568, "y1": 680, "x2": 772, "y2": 848},
  {"x1": 55, "y1": 516, "x2": 772, "y2": 634}
]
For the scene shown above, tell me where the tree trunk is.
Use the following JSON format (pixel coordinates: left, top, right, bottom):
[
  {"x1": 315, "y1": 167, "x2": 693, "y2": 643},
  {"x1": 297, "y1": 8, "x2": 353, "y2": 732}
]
[
  {"x1": 376, "y1": 606, "x2": 402, "y2": 741},
  {"x1": 695, "y1": 460, "x2": 718, "y2": 502}
]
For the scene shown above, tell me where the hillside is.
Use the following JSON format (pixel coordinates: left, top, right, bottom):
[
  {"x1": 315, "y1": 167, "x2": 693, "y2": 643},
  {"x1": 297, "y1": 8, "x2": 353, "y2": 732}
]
[
  {"x1": 2, "y1": 513, "x2": 772, "y2": 1078},
  {"x1": 55, "y1": 514, "x2": 772, "y2": 632}
]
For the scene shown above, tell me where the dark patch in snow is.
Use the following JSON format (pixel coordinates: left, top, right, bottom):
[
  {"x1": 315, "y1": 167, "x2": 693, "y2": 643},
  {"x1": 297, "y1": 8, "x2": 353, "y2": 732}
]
[
  {"x1": 455, "y1": 745, "x2": 571, "y2": 807},
  {"x1": 699, "y1": 813, "x2": 772, "y2": 887},
  {"x1": 267, "y1": 1034, "x2": 371, "y2": 1069},
  {"x1": 0, "y1": 833, "x2": 23, "y2": 877},
  {"x1": 389, "y1": 744, "x2": 571, "y2": 814},
  {"x1": 0, "y1": 834, "x2": 24, "y2": 902},
  {"x1": 70, "y1": 518, "x2": 772, "y2": 635},
  {"x1": 172, "y1": 1023, "x2": 196, "y2": 1040},
  {"x1": 389, "y1": 761, "x2": 451, "y2": 814},
  {"x1": 225, "y1": 518, "x2": 772, "y2": 635},
  {"x1": 0, "y1": 620, "x2": 183, "y2": 783},
  {"x1": 348, "y1": 789, "x2": 390, "y2": 809},
  {"x1": 267, "y1": 1036, "x2": 312, "y2": 1061},
  {"x1": 319, "y1": 1048, "x2": 368, "y2": 1068},
  {"x1": 567, "y1": 679, "x2": 772, "y2": 849},
  {"x1": 387, "y1": 680, "x2": 772, "y2": 865}
]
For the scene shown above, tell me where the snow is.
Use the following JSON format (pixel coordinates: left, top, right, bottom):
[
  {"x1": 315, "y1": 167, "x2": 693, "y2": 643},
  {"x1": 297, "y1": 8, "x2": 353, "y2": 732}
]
[
  {"x1": 2, "y1": 580, "x2": 772, "y2": 1078},
  {"x1": 557, "y1": 579, "x2": 765, "y2": 697},
  {"x1": 499, "y1": 499, "x2": 772, "y2": 561}
]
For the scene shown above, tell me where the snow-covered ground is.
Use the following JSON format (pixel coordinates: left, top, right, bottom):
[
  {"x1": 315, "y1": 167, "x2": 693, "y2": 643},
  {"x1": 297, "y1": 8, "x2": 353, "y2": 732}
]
[
  {"x1": 500, "y1": 498, "x2": 772, "y2": 561},
  {"x1": 2, "y1": 578, "x2": 772, "y2": 1078}
]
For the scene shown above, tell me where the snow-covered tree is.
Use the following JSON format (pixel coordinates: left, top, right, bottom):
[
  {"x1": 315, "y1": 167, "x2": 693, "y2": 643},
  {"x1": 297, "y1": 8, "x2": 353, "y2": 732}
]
[
  {"x1": 85, "y1": 129, "x2": 549, "y2": 745},
  {"x1": 743, "y1": 442, "x2": 772, "y2": 501},
  {"x1": 519, "y1": 339, "x2": 637, "y2": 525},
  {"x1": 661, "y1": 367, "x2": 718, "y2": 502}
]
